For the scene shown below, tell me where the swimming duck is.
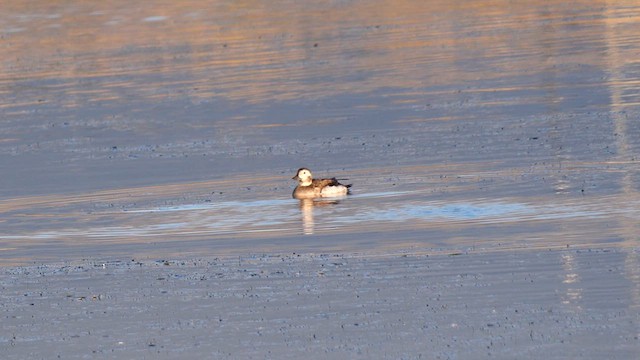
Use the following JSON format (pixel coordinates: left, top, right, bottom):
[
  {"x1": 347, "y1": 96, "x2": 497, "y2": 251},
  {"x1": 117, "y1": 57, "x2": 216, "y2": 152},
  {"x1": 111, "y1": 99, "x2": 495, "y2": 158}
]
[{"x1": 292, "y1": 168, "x2": 351, "y2": 199}]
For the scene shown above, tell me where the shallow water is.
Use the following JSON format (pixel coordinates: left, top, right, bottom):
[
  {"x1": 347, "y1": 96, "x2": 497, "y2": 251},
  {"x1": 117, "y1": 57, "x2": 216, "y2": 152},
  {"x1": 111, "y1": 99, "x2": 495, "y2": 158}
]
[
  {"x1": 1, "y1": 171, "x2": 639, "y2": 265},
  {"x1": 1, "y1": 0, "x2": 640, "y2": 265}
]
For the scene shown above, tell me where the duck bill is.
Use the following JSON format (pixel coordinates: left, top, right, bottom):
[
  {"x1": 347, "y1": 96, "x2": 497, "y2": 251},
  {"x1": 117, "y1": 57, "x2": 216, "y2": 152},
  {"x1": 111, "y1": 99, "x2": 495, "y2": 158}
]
[{"x1": 292, "y1": 175, "x2": 300, "y2": 180}]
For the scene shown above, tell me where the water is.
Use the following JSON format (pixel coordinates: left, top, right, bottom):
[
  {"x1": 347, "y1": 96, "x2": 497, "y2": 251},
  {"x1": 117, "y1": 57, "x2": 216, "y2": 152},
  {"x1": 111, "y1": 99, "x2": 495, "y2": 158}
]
[
  {"x1": 1, "y1": 0, "x2": 640, "y2": 264},
  {"x1": 1, "y1": 174, "x2": 638, "y2": 264}
]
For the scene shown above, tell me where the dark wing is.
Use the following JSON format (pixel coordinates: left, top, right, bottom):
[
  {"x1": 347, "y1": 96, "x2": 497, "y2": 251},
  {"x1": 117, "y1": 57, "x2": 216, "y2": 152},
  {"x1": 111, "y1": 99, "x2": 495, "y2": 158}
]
[
  {"x1": 313, "y1": 178, "x2": 352, "y2": 188},
  {"x1": 332, "y1": 177, "x2": 352, "y2": 188},
  {"x1": 312, "y1": 178, "x2": 339, "y2": 188}
]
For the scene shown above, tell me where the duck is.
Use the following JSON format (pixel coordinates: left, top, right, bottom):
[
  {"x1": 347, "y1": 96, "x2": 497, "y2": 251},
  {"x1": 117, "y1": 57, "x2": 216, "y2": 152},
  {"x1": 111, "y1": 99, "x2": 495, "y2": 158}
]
[{"x1": 292, "y1": 168, "x2": 351, "y2": 199}]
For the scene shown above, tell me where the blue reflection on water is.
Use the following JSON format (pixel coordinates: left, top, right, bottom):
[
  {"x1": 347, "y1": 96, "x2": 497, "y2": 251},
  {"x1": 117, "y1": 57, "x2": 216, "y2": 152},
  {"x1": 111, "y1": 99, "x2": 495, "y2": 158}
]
[
  {"x1": 403, "y1": 202, "x2": 530, "y2": 219},
  {"x1": 1, "y1": 189, "x2": 621, "y2": 243},
  {"x1": 125, "y1": 198, "x2": 296, "y2": 213},
  {"x1": 335, "y1": 200, "x2": 533, "y2": 224}
]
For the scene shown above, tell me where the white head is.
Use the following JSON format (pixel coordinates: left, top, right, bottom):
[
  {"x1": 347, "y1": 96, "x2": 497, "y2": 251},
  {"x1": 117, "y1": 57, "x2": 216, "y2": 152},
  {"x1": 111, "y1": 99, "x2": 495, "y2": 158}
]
[{"x1": 293, "y1": 168, "x2": 313, "y2": 186}]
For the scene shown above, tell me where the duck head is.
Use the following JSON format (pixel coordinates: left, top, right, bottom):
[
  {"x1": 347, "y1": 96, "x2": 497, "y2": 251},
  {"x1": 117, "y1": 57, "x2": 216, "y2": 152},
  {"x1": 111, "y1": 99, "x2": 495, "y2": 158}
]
[{"x1": 292, "y1": 168, "x2": 313, "y2": 186}]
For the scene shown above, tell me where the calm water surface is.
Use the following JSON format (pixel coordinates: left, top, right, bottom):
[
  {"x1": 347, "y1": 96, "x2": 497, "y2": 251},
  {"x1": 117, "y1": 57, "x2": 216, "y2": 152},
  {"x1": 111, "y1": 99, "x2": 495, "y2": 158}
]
[{"x1": 1, "y1": 0, "x2": 640, "y2": 264}]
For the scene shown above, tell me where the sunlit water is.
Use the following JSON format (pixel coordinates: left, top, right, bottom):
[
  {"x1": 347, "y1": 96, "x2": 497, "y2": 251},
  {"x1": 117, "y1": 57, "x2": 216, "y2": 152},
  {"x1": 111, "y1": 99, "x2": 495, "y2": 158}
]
[
  {"x1": 1, "y1": 177, "x2": 639, "y2": 265},
  {"x1": 1, "y1": 0, "x2": 640, "y2": 264}
]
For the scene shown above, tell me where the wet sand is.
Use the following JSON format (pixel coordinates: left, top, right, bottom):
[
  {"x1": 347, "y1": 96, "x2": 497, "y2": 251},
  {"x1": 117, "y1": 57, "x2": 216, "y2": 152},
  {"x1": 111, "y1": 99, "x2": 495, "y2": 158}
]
[{"x1": 1, "y1": 0, "x2": 640, "y2": 358}]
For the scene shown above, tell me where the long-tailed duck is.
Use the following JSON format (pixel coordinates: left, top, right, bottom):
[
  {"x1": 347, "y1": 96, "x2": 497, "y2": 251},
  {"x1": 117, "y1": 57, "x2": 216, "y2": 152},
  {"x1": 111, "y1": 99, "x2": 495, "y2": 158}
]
[{"x1": 292, "y1": 168, "x2": 351, "y2": 199}]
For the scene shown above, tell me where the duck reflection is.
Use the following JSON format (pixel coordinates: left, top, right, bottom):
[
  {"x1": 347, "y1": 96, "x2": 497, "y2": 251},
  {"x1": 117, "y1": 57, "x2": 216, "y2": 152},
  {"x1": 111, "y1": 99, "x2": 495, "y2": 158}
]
[{"x1": 298, "y1": 198, "x2": 343, "y2": 235}]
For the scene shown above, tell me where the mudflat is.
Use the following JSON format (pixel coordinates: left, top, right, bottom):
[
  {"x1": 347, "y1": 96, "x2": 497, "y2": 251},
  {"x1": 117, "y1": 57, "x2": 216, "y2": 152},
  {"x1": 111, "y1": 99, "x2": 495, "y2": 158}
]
[{"x1": 1, "y1": 0, "x2": 639, "y2": 358}]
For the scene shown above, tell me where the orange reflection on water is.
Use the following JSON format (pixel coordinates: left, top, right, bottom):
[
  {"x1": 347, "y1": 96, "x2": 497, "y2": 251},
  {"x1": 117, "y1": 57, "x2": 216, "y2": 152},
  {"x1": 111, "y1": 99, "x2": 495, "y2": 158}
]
[{"x1": 2, "y1": 0, "x2": 639, "y2": 107}]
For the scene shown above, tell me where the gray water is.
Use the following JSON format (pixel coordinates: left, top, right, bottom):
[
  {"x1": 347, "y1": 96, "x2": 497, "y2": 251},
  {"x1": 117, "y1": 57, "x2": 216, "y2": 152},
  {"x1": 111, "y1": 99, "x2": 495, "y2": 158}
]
[{"x1": 1, "y1": 0, "x2": 640, "y2": 265}]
